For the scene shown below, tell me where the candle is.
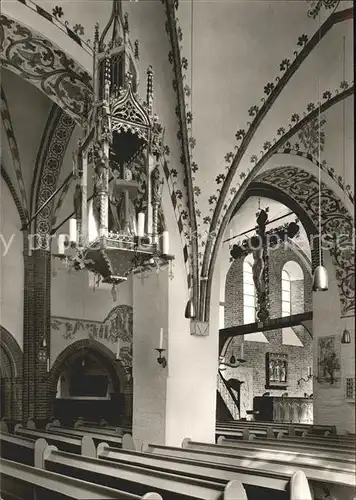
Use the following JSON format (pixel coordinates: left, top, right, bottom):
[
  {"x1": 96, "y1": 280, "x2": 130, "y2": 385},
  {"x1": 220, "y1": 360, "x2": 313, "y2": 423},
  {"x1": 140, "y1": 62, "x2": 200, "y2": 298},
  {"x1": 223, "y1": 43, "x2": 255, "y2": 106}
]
[
  {"x1": 307, "y1": 366, "x2": 312, "y2": 377},
  {"x1": 240, "y1": 340, "x2": 244, "y2": 359},
  {"x1": 69, "y1": 218, "x2": 77, "y2": 244},
  {"x1": 57, "y1": 234, "x2": 65, "y2": 255},
  {"x1": 162, "y1": 231, "x2": 169, "y2": 255},
  {"x1": 159, "y1": 328, "x2": 163, "y2": 349},
  {"x1": 46, "y1": 358, "x2": 50, "y2": 373},
  {"x1": 137, "y1": 213, "x2": 145, "y2": 238}
]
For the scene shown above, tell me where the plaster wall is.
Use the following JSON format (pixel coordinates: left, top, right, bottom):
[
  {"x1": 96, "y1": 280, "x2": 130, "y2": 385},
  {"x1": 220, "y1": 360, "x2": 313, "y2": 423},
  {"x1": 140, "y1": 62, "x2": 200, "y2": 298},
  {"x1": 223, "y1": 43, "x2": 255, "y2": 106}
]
[
  {"x1": 313, "y1": 251, "x2": 355, "y2": 433},
  {"x1": 0, "y1": 181, "x2": 24, "y2": 349}
]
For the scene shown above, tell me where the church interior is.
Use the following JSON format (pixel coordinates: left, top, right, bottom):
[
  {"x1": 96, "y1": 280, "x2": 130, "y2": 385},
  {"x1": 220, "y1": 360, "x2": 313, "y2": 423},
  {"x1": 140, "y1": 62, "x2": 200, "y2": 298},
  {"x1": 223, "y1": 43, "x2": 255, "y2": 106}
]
[{"x1": 0, "y1": 0, "x2": 354, "y2": 498}]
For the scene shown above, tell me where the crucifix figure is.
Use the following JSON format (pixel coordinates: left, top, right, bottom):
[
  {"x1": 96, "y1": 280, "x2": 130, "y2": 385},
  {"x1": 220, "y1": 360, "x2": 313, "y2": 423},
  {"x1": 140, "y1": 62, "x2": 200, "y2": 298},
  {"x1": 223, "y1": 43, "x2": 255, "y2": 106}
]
[{"x1": 252, "y1": 208, "x2": 270, "y2": 323}]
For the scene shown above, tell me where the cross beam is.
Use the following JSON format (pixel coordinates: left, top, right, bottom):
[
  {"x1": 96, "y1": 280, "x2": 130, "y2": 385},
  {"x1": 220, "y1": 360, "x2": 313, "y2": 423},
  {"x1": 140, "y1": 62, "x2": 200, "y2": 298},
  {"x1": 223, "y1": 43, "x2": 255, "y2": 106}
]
[{"x1": 219, "y1": 311, "x2": 313, "y2": 354}]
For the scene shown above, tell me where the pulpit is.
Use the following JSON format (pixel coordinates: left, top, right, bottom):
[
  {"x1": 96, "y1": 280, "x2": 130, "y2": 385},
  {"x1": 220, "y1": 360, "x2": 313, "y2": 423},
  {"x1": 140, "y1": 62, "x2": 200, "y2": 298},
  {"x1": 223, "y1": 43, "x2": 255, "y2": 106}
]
[{"x1": 253, "y1": 396, "x2": 313, "y2": 424}]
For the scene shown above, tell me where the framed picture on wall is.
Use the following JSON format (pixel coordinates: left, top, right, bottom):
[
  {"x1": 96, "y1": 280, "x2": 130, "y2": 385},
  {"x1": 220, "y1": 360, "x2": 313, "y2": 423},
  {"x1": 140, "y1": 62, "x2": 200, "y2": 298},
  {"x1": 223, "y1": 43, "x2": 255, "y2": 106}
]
[
  {"x1": 317, "y1": 335, "x2": 341, "y2": 387},
  {"x1": 266, "y1": 353, "x2": 288, "y2": 389}
]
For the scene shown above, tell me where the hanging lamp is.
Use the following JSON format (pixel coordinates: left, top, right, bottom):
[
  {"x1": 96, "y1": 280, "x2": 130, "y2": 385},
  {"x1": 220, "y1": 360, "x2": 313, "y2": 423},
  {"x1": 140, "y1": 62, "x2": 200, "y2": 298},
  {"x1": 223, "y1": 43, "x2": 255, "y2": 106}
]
[
  {"x1": 184, "y1": 297, "x2": 196, "y2": 319},
  {"x1": 312, "y1": 16, "x2": 328, "y2": 292},
  {"x1": 341, "y1": 328, "x2": 351, "y2": 344},
  {"x1": 339, "y1": 35, "x2": 351, "y2": 346}
]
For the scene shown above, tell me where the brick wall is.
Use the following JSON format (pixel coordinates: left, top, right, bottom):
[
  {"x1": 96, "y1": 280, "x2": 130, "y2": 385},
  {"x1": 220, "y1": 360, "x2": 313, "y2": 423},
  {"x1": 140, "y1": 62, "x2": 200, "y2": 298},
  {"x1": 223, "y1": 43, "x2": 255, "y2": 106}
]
[
  {"x1": 224, "y1": 244, "x2": 313, "y2": 398},
  {"x1": 22, "y1": 248, "x2": 51, "y2": 422}
]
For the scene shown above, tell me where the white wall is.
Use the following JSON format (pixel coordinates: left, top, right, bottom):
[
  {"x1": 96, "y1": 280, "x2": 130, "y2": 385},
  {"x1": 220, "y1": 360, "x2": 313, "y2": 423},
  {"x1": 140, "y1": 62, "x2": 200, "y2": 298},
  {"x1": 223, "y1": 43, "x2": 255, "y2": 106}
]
[
  {"x1": 313, "y1": 251, "x2": 355, "y2": 433},
  {"x1": 0, "y1": 181, "x2": 24, "y2": 349}
]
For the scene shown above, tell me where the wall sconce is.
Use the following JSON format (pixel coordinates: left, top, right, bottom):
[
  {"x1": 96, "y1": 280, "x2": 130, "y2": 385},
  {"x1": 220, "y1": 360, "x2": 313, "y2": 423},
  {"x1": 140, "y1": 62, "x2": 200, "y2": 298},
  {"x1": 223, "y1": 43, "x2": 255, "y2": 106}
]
[
  {"x1": 155, "y1": 328, "x2": 167, "y2": 368},
  {"x1": 297, "y1": 367, "x2": 318, "y2": 385},
  {"x1": 219, "y1": 354, "x2": 246, "y2": 371},
  {"x1": 155, "y1": 348, "x2": 167, "y2": 368}
]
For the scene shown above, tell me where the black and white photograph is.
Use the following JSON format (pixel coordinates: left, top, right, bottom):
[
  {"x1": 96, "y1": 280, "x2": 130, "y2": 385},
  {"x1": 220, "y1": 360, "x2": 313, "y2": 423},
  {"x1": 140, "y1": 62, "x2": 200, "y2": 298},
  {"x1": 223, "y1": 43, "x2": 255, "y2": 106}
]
[{"x1": 0, "y1": 0, "x2": 354, "y2": 498}]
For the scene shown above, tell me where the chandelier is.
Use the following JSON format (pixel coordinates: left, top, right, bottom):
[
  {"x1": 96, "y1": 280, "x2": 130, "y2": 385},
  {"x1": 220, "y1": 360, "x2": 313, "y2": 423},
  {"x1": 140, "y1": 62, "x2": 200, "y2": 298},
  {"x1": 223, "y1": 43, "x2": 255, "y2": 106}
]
[{"x1": 53, "y1": 1, "x2": 172, "y2": 284}]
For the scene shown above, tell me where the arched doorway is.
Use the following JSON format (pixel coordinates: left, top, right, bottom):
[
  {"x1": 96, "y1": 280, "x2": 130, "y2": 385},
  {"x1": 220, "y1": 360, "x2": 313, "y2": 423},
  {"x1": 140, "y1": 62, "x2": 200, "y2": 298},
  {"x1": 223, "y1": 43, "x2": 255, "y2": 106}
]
[
  {"x1": 49, "y1": 340, "x2": 131, "y2": 426},
  {"x1": 0, "y1": 327, "x2": 23, "y2": 421}
]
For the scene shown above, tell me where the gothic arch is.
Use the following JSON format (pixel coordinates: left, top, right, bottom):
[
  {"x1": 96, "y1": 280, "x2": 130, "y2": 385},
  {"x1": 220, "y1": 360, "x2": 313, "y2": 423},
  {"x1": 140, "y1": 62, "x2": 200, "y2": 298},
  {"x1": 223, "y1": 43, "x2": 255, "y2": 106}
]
[
  {"x1": 32, "y1": 106, "x2": 75, "y2": 242},
  {"x1": 0, "y1": 326, "x2": 23, "y2": 420},
  {"x1": 0, "y1": 15, "x2": 91, "y2": 124},
  {"x1": 208, "y1": 166, "x2": 354, "y2": 321},
  {"x1": 49, "y1": 339, "x2": 128, "y2": 395},
  {"x1": 254, "y1": 167, "x2": 354, "y2": 317},
  {"x1": 0, "y1": 326, "x2": 23, "y2": 378}
]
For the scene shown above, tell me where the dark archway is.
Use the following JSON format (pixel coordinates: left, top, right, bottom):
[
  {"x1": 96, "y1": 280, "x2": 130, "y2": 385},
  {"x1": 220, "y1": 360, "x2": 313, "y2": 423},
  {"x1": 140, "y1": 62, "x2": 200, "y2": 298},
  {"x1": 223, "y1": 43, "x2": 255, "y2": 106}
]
[
  {"x1": 49, "y1": 339, "x2": 131, "y2": 426},
  {"x1": 0, "y1": 326, "x2": 23, "y2": 421}
]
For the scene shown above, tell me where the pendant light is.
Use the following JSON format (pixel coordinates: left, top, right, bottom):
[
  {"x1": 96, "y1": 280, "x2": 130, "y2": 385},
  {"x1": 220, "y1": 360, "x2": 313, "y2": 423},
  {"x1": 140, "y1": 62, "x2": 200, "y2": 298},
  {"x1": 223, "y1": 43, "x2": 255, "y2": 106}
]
[
  {"x1": 312, "y1": 13, "x2": 328, "y2": 292},
  {"x1": 185, "y1": 0, "x2": 196, "y2": 322},
  {"x1": 341, "y1": 328, "x2": 351, "y2": 344},
  {"x1": 184, "y1": 296, "x2": 196, "y2": 319}
]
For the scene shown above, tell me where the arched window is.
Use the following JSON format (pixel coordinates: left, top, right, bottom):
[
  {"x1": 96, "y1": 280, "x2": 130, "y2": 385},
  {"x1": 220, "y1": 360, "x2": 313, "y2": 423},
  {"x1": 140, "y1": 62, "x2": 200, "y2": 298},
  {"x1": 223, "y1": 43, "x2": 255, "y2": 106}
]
[
  {"x1": 281, "y1": 261, "x2": 305, "y2": 346},
  {"x1": 281, "y1": 261, "x2": 304, "y2": 316},
  {"x1": 243, "y1": 255, "x2": 269, "y2": 342},
  {"x1": 281, "y1": 269, "x2": 291, "y2": 317},
  {"x1": 243, "y1": 255, "x2": 256, "y2": 324}
]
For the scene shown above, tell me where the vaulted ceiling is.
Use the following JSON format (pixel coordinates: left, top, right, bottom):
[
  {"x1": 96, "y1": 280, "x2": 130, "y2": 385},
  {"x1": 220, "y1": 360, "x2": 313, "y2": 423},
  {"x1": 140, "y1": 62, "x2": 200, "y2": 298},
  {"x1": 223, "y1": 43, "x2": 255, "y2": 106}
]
[{"x1": 1, "y1": 0, "x2": 354, "y2": 319}]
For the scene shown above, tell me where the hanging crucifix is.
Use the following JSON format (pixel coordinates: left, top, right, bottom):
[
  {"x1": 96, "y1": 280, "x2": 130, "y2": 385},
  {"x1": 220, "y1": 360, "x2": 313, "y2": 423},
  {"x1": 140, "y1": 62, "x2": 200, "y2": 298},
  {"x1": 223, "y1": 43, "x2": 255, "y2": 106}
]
[
  {"x1": 230, "y1": 207, "x2": 300, "y2": 324},
  {"x1": 252, "y1": 208, "x2": 270, "y2": 323}
]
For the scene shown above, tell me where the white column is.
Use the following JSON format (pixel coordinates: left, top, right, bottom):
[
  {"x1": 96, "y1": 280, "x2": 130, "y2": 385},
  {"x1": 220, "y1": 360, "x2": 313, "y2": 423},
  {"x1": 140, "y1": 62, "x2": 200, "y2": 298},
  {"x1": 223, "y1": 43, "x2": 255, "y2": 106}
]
[{"x1": 132, "y1": 254, "x2": 219, "y2": 447}]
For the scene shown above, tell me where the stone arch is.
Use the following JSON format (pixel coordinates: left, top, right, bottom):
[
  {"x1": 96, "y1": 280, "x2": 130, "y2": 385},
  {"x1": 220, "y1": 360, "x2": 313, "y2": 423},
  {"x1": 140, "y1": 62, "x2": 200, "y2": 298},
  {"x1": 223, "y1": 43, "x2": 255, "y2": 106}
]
[
  {"x1": 48, "y1": 338, "x2": 131, "y2": 425},
  {"x1": 254, "y1": 167, "x2": 354, "y2": 317},
  {"x1": 0, "y1": 15, "x2": 91, "y2": 124},
  {"x1": 209, "y1": 166, "x2": 354, "y2": 321},
  {"x1": 32, "y1": 106, "x2": 75, "y2": 243},
  {"x1": 49, "y1": 339, "x2": 128, "y2": 394},
  {"x1": 0, "y1": 326, "x2": 23, "y2": 378},
  {"x1": 0, "y1": 326, "x2": 23, "y2": 420}
]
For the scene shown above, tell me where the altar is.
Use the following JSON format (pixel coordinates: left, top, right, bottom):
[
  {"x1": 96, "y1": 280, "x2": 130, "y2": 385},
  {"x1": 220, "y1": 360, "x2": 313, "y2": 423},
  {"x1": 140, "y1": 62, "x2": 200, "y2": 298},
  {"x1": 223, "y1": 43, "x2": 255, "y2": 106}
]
[{"x1": 253, "y1": 396, "x2": 313, "y2": 424}]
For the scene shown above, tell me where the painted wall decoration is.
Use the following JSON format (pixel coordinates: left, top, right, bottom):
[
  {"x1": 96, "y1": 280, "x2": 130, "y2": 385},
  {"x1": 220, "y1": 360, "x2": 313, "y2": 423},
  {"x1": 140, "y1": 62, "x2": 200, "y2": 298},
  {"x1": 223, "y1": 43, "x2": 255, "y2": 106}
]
[
  {"x1": 51, "y1": 305, "x2": 132, "y2": 343},
  {"x1": 317, "y1": 335, "x2": 341, "y2": 387},
  {"x1": 266, "y1": 352, "x2": 288, "y2": 389},
  {"x1": 256, "y1": 166, "x2": 355, "y2": 317},
  {"x1": 51, "y1": 305, "x2": 133, "y2": 371},
  {"x1": 0, "y1": 15, "x2": 92, "y2": 124}
]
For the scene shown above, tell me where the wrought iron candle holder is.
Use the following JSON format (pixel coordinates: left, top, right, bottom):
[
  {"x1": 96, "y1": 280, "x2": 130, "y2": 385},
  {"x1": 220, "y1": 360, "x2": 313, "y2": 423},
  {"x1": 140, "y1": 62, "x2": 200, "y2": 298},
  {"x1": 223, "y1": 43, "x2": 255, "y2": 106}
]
[{"x1": 155, "y1": 348, "x2": 167, "y2": 368}]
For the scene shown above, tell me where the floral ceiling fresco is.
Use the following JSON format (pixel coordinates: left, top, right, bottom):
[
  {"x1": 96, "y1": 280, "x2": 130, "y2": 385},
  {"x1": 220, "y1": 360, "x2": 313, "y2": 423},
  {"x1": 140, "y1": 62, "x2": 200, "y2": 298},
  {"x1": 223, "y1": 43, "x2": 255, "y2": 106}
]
[
  {"x1": 255, "y1": 166, "x2": 354, "y2": 317},
  {"x1": 1, "y1": 0, "x2": 353, "y2": 321},
  {"x1": 0, "y1": 15, "x2": 91, "y2": 124}
]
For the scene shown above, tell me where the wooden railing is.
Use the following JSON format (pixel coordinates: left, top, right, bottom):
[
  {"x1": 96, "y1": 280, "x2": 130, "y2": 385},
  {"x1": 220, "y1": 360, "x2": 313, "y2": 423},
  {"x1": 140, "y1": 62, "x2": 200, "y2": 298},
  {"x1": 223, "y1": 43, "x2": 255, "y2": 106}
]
[{"x1": 217, "y1": 371, "x2": 240, "y2": 420}]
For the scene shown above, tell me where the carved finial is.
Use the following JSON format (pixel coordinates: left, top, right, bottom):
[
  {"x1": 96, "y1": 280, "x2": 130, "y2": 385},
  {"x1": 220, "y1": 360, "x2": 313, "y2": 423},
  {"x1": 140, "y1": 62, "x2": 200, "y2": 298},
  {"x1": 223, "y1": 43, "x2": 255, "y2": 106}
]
[
  {"x1": 146, "y1": 66, "x2": 154, "y2": 115},
  {"x1": 99, "y1": 0, "x2": 124, "y2": 52},
  {"x1": 125, "y1": 71, "x2": 133, "y2": 88},
  {"x1": 124, "y1": 13, "x2": 129, "y2": 33},
  {"x1": 104, "y1": 56, "x2": 111, "y2": 100},
  {"x1": 134, "y1": 40, "x2": 139, "y2": 60},
  {"x1": 94, "y1": 22, "x2": 100, "y2": 46}
]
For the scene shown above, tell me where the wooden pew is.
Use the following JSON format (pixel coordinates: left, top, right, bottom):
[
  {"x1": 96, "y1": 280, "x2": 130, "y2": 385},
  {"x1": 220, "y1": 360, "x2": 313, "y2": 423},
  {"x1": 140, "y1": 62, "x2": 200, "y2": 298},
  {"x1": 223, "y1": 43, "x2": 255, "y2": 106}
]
[
  {"x1": 74, "y1": 417, "x2": 122, "y2": 433},
  {"x1": 217, "y1": 420, "x2": 337, "y2": 435},
  {"x1": 0, "y1": 457, "x2": 162, "y2": 500},
  {"x1": 219, "y1": 433, "x2": 356, "y2": 456},
  {"x1": 217, "y1": 421, "x2": 355, "y2": 441},
  {"x1": 0, "y1": 433, "x2": 47, "y2": 466},
  {"x1": 141, "y1": 440, "x2": 355, "y2": 499},
  {"x1": 182, "y1": 439, "x2": 355, "y2": 473},
  {"x1": 216, "y1": 436, "x2": 355, "y2": 462},
  {"x1": 45, "y1": 421, "x2": 125, "y2": 448},
  {"x1": 216, "y1": 426, "x2": 355, "y2": 447},
  {"x1": 98, "y1": 441, "x2": 312, "y2": 500},
  {"x1": 39, "y1": 443, "x2": 247, "y2": 500},
  {"x1": 14, "y1": 424, "x2": 96, "y2": 456}
]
